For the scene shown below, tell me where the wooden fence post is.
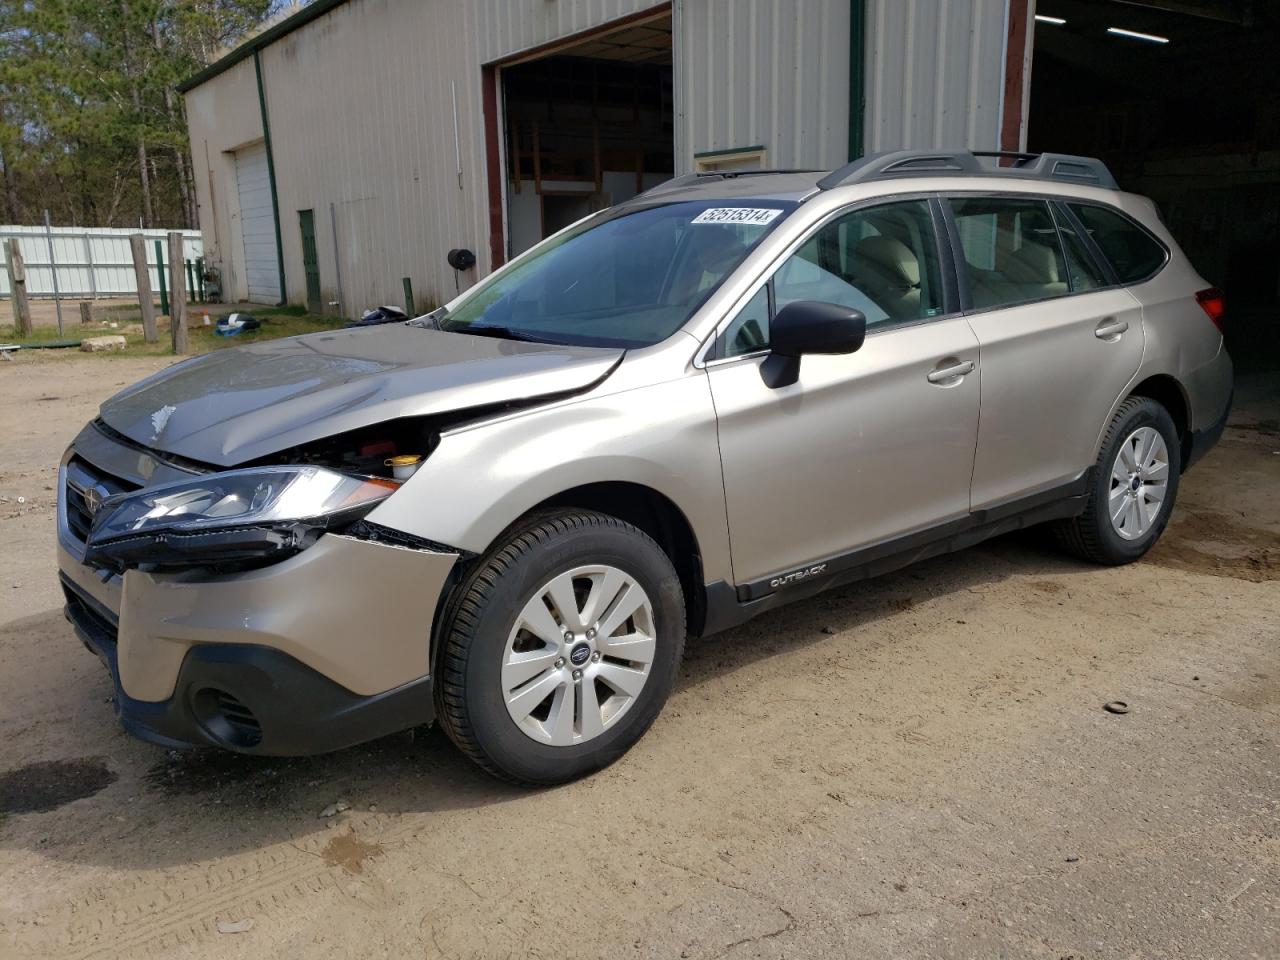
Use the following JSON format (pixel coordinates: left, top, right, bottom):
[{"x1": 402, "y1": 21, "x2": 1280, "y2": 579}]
[
  {"x1": 79, "y1": 301, "x2": 93, "y2": 325},
  {"x1": 129, "y1": 234, "x2": 158, "y2": 343},
  {"x1": 167, "y1": 232, "x2": 188, "y2": 354},
  {"x1": 5, "y1": 239, "x2": 32, "y2": 337}
]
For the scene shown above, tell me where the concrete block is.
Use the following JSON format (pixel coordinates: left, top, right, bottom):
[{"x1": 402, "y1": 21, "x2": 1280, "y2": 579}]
[{"x1": 80, "y1": 335, "x2": 127, "y2": 353}]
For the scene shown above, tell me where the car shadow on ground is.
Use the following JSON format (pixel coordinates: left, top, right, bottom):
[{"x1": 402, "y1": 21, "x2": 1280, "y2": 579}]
[{"x1": 0, "y1": 528, "x2": 1110, "y2": 871}]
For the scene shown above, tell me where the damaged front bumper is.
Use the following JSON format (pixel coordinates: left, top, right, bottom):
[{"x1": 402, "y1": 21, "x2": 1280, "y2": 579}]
[
  {"x1": 58, "y1": 432, "x2": 460, "y2": 755},
  {"x1": 63, "y1": 575, "x2": 439, "y2": 755}
]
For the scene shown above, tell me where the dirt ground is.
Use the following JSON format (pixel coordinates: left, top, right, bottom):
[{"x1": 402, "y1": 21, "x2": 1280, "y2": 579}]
[{"x1": 0, "y1": 350, "x2": 1276, "y2": 960}]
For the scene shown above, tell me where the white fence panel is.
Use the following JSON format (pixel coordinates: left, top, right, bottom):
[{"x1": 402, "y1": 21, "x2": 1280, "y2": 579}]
[{"x1": 0, "y1": 226, "x2": 203, "y2": 299}]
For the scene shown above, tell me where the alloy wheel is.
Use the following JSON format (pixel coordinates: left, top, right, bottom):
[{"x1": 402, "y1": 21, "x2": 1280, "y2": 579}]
[
  {"x1": 1108, "y1": 425, "x2": 1170, "y2": 540},
  {"x1": 501, "y1": 564, "x2": 656, "y2": 746}
]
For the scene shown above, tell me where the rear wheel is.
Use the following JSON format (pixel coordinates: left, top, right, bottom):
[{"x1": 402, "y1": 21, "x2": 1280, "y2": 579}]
[
  {"x1": 1055, "y1": 396, "x2": 1181, "y2": 565},
  {"x1": 436, "y1": 511, "x2": 684, "y2": 785}
]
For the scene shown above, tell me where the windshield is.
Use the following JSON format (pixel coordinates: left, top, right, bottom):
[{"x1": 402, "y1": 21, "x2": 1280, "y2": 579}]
[{"x1": 439, "y1": 199, "x2": 797, "y2": 348}]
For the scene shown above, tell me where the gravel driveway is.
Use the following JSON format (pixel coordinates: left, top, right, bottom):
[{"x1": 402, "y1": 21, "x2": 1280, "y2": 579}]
[{"x1": 1, "y1": 351, "x2": 1276, "y2": 959}]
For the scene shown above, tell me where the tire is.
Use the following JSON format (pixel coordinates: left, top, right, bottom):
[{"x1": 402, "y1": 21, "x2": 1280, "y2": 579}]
[
  {"x1": 1054, "y1": 396, "x2": 1181, "y2": 565},
  {"x1": 436, "y1": 511, "x2": 685, "y2": 785}
]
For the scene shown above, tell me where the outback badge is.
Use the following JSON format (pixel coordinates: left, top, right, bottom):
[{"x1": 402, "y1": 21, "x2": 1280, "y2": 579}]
[{"x1": 770, "y1": 563, "x2": 828, "y2": 589}]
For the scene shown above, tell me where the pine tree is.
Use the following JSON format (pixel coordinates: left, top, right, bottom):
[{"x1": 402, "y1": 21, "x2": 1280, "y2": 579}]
[{"x1": 0, "y1": 0, "x2": 281, "y2": 227}]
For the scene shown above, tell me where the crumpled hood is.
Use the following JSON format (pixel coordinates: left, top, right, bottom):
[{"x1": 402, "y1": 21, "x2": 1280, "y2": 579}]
[{"x1": 99, "y1": 325, "x2": 622, "y2": 466}]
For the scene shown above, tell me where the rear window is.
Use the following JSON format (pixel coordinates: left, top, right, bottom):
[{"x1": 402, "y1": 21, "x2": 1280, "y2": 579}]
[{"x1": 1067, "y1": 204, "x2": 1167, "y2": 284}]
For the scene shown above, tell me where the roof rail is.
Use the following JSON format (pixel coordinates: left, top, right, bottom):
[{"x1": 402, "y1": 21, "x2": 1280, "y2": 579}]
[
  {"x1": 638, "y1": 168, "x2": 824, "y2": 199},
  {"x1": 816, "y1": 150, "x2": 1118, "y2": 191}
]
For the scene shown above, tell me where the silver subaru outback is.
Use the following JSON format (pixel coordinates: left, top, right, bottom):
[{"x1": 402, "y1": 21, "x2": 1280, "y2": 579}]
[{"x1": 58, "y1": 150, "x2": 1232, "y2": 784}]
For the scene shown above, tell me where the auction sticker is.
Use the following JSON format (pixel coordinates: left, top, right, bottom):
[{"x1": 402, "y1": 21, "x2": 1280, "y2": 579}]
[{"x1": 692, "y1": 207, "x2": 783, "y2": 226}]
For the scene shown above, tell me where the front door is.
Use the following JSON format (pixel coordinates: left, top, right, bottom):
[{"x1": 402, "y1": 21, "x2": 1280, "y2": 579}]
[
  {"x1": 707, "y1": 198, "x2": 981, "y2": 592},
  {"x1": 298, "y1": 209, "x2": 322, "y2": 314},
  {"x1": 946, "y1": 195, "x2": 1146, "y2": 509}
]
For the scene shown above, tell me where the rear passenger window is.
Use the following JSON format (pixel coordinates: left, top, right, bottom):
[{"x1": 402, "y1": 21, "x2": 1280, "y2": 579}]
[
  {"x1": 950, "y1": 197, "x2": 1067, "y2": 310},
  {"x1": 1067, "y1": 204, "x2": 1167, "y2": 284},
  {"x1": 1053, "y1": 208, "x2": 1108, "y2": 293}
]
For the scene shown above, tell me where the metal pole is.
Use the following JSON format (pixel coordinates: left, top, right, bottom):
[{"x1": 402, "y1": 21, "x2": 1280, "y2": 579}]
[
  {"x1": 452, "y1": 80, "x2": 463, "y2": 190},
  {"x1": 196, "y1": 256, "x2": 205, "y2": 302},
  {"x1": 43, "y1": 210, "x2": 64, "y2": 335},
  {"x1": 329, "y1": 202, "x2": 344, "y2": 322},
  {"x1": 155, "y1": 239, "x2": 169, "y2": 317},
  {"x1": 185, "y1": 259, "x2": 195, "y2": 300},
  {"x1": 168, "y1": 232, "x2": 188, "y2": 354}
]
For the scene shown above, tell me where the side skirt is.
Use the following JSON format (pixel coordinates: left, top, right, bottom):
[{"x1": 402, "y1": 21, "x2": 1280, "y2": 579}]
[{"x1": 698, "y1": 472, "x2": 1092, "y2": 637}]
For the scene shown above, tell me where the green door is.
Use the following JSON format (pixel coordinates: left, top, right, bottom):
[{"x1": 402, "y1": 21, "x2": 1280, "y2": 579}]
[{"x1": 298, "y1": 209, "x2": 322, "y2": 313}]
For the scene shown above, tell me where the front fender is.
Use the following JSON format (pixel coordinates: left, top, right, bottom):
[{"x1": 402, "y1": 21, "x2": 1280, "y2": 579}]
[{"x1": 364, "y1": 373, "x2": 733, "y2": 584}]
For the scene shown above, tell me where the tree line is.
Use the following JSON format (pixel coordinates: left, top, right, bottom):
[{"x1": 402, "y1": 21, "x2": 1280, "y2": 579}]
[{"x1": 0, "y1": 0, "x2": 286, "y2": 228}]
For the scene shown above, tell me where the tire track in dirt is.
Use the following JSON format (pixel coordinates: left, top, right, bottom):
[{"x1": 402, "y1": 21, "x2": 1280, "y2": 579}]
[{"x1": 47, "y1": 813, "x2": 406, "y2": 959}]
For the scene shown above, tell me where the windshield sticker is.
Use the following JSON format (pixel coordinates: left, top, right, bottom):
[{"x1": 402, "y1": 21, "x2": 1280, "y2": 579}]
[{"x1": 692, "y1": 207, "x2": 783, "y2": 226}]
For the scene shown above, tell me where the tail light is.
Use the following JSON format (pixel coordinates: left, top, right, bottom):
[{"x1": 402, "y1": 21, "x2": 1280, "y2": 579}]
[{"x1": 1196, "y1": 288, "x2": 1225, "y2": 333}]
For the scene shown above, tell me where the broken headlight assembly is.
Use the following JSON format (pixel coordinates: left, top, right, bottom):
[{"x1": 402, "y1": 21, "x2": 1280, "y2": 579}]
[{"x1": 83, "y1": 466, "x2": 401, "y2": 573}]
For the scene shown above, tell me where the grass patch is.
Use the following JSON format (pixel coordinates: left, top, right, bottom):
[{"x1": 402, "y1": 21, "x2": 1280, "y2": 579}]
[{"x1": 1, "y1": 306, "x2": 346, "y2": 358}]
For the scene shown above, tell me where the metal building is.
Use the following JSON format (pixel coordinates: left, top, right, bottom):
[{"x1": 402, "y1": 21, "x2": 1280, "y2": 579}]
[{"x1": 180, "y1": 0, "x2": 1017, "y2": 314}]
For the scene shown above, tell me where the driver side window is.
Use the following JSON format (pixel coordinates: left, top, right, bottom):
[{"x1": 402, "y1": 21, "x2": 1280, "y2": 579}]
[{"x1": 720, "y1": 199, "x2": 945, "y2": 358}]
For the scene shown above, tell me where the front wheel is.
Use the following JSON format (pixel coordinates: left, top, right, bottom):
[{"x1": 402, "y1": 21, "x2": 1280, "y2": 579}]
[
  {"x1": 436, "y1": 511, "x2": 685, "y2": 785},
  {"x1": 1054, "y1": 396, "x2": 1181, "y2": 565}
]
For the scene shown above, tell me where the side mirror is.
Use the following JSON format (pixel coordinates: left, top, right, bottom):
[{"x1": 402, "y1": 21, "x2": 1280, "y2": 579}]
[{"x1": 761, "y1": 301, "x2": 866, "y2": 388}]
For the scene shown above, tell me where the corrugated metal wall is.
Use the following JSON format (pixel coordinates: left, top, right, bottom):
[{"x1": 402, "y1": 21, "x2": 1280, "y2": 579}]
[
  {"x1": 185, "y1": 55, "x2": 277, "y2": 310},
  {"x1": 471, "y1": 0, "x2": 662, "y2": 63},
  {"x1": 184, "y1": 0, "x2": 1012, "y2": 314},
  {"x1": 0, "y1": 227, "x2": 201, "y2": 298},
  {"x1": 258, "y1": 0, "x2": 485, "y2": 314},
  {"x1": 674, "y1": 0, "x2": 851, "y2": 173},
  {"x1": 864, "y1": 0, "x2": 1008, "y2": 153},
  {"x1": 186, "y1": 0, "x2": 670, "y2": 315}
]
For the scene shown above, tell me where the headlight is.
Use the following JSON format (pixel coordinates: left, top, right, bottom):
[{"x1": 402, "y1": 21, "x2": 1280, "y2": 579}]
[{"x1": 84, "y1": 466, "x2": 399, "y2": 573}]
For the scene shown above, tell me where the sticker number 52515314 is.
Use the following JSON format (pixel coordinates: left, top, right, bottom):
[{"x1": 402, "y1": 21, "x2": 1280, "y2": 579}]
[{"x1": 691, "y1": 207, "x2": 783, "y2": 226}]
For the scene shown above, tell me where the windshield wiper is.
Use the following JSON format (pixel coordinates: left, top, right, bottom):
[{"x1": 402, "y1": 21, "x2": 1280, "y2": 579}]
[
  {"x1": 451, "y1": 324, "x2": 552, "y2": 343},
  {"x1": 406, "y1": 307, "x2": 448, "y2": 329}
]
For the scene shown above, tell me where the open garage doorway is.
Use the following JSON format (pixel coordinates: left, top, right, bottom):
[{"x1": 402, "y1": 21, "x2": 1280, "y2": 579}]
[
  {"x1": 494, "y1": 9, "x2": 674, "y2": 260},
  {"x1": 1028, "y1": 0, "x2": 1280, "y2": 370}
]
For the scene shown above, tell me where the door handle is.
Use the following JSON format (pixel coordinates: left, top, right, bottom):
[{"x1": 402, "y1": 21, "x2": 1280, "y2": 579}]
[
  {"x1": 1094, "y1": 317, "x2": 1129, "y2": 341},
  {"x1": 927, "y1": 359, "x2": 975, "y2": 384}
]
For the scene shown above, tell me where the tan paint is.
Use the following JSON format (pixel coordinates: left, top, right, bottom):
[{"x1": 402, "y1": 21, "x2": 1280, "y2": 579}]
[{"x1": 113, "y1": 535, "x2": 456, "y2": 702}]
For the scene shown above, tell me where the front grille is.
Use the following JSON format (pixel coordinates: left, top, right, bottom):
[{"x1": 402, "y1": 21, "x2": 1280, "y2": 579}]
[
  {"x1": 63, "y1": 457, "x2": 138, "y2": 545},
  {"x1": 62, "y1": 577, "x2": 119, "y2": 652}
]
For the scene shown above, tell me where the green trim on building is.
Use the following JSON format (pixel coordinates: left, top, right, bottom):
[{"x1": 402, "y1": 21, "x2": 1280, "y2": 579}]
[
  {"x1": 693, "y1": 145, "x2": 767, "y2": 160},
  {"x1": 848, "y1": 0, "x2": 866, "y2": 161},
  {"x1": 254, "y1": 48, "x2": 288, "y2": 306},
  {"x1": 178, "y1": 0, "x2": 351, "y2": 93}
]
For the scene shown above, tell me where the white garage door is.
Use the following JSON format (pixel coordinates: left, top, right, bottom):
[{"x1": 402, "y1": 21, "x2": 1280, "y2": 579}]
[{"x1": 234, "y1": 142, "x2": 281, "y2": 304}]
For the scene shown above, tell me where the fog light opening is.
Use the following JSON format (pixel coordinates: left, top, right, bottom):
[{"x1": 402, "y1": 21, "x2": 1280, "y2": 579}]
[{"x1": 191, "y1": 687, "x2": 263, "y2": 749}]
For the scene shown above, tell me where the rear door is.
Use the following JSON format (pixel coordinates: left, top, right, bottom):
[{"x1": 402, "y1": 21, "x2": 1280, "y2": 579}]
[
  {"x1": 707, "y1": 198, "x2": 981, "y2": 593},
  {"x1": 234, "y1": 141, "x2": 281, "y2": 305},
  {"x1": 298, "y1": 209, "x2": 322, "y2": 314},
  {"x1": 947, "y1": 195, "x2": 1145, "y2": 509}
]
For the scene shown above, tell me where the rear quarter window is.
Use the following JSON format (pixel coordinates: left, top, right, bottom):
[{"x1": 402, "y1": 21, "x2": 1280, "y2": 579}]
[{"x1": 1067, "y1": 204, "x2": 1168, "y2": 284}]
